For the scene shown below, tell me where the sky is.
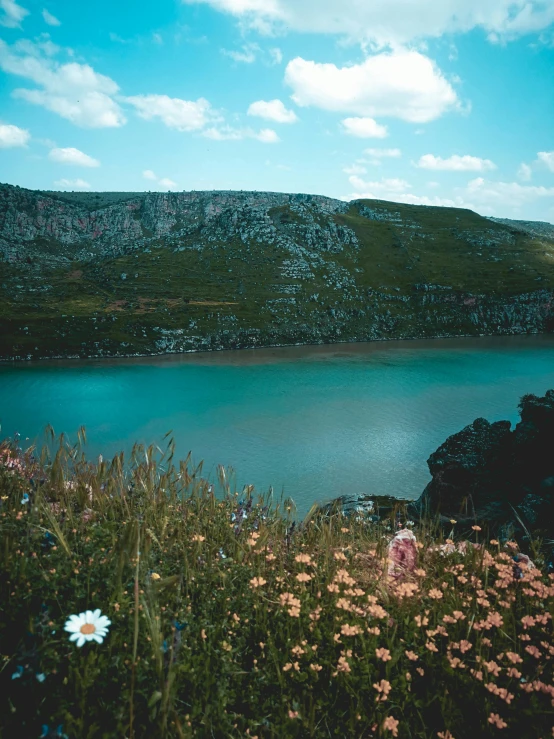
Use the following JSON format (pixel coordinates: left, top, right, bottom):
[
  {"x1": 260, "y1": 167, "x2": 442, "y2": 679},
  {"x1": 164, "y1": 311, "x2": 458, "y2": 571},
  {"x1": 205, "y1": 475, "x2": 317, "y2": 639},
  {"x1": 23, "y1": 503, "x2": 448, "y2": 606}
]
[{"x1": 0, "y1": 0, "x2": 554, "y2": 222}]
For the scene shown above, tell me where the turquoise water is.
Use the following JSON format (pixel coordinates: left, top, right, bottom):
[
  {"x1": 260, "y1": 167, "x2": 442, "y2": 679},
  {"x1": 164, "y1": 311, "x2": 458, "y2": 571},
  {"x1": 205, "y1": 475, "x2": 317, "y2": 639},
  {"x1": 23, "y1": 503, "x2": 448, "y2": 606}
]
[{"x1": 1, "y1": 335, "x2": 554, "y2": 518}]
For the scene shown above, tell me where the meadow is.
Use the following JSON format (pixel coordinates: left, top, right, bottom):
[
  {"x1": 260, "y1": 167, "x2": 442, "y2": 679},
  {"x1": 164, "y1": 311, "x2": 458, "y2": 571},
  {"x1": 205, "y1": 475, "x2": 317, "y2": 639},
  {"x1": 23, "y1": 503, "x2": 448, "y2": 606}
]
[{"x1": 0, "y1": 429, "x2": 553, "y2": 739}]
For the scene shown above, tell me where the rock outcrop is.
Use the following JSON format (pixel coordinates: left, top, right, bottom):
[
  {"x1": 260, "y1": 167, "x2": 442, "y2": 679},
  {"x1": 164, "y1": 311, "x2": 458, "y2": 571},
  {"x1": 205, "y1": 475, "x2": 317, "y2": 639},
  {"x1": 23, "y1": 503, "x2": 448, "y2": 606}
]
[{"x1": 404, "y1": 390, "x2": 554, "y2": 560}]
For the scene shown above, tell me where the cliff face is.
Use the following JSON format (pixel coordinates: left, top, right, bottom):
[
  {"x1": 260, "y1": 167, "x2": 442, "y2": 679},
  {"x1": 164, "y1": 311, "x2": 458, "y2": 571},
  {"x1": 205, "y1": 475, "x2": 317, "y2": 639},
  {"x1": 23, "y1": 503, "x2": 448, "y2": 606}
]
[{"x1": 0, "y1": 183, "x2": 553, "y2": 360}]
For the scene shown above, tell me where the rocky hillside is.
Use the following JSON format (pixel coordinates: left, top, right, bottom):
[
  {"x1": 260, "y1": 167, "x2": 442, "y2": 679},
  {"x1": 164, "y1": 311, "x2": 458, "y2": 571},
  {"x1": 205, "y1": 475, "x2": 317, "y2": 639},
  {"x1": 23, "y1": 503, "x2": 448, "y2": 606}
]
[{"x1": 1, "y1": 182, "x2": 554, "y2": 360}]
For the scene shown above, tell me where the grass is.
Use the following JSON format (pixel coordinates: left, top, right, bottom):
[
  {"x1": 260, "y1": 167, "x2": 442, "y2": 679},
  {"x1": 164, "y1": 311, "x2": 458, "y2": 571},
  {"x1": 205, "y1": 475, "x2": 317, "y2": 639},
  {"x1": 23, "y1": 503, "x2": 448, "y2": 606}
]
[{"x1": 1, "y1": 430, "x2": 553, "y2": 739}]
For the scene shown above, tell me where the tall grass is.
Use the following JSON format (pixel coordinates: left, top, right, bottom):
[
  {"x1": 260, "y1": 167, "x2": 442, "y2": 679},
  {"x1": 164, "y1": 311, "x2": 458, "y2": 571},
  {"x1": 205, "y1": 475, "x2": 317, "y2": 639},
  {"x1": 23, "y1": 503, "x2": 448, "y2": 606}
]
[{"x1": 0, "y1": 430, "x2": 553, "y2": 739}]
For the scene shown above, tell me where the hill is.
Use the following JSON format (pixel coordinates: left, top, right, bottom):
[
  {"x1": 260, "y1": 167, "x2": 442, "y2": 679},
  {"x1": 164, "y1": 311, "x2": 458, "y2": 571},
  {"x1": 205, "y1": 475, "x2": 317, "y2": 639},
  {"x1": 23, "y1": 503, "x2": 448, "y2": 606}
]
[{"x1": 1, "y1": 183, "x2": 553, "y2": 360}]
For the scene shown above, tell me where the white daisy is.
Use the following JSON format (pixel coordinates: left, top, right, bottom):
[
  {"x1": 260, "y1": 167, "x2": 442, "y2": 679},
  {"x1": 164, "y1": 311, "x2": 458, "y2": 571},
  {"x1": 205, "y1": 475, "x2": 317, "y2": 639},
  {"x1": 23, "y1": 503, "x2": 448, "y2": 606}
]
[{"x1": 64, "y1": 609, "x2": 111, "y2": 647}]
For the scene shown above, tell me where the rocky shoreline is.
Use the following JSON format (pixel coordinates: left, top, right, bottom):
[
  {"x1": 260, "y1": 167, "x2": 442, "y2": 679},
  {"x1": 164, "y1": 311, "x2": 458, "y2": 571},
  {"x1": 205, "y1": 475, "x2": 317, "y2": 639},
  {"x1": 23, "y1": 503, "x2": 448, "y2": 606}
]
[{"x1": 321, "y1": 390, "x2": 554, "y2": 571}]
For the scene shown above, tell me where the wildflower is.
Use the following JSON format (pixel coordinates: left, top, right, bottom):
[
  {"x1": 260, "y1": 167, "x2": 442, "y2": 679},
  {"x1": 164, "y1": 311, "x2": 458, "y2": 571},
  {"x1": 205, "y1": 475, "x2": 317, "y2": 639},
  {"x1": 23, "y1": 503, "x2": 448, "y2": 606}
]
[
  {"x1": 40, "y1": 726, "x2": 68, "y2": 739},
  {"x1": 295, "y1": 554, "x2": 313, "y2": 564},
  {"x1": 250, "y1": 577, "x2": 267, "y2": 588},
  {"x1": 341, "y1": 624, "x2": 362, "y2": 636},
  {"x1": 288, "y1": 710, "x2": 299, "y2": 719},
  {"x1": 373, "y1": 679, "x2": 392, "y2": 702},
  {"x1": 472, "y1": 525, "x2": 481, "y2": 532},
  {"x1": 310, "y1": 663, "x2": 322, "y2": 672},
  {"x1": 20, "y1": 492, "x2": 29, "y2": 505},
  {"x1": 219, "y1": 548, "x2": 227, "y2": 559},
  {"x1": 191, "y1": 535, "x2": 205, "y2": 543},
  {"x1": 438, "y1": 732, "x2": 455, "y2": 739},
  {"x1": 382, "y1": 715, "x2": 399, "y2": 736},
  {"x1": 295, "y1": 572, "x2": 312, "y2": 583},
  {"x1": 11, "y1": 665, "x2": 23, "y2": 680},
  {"x1": 488, "y1": 713, "x2": 507, "y2": 729},
  {"x1": 150, "y1": 572, "x2": 161, "y2": 581},
  {"x1": 428, "y1": 588, "x2": 444, "y2": 600},
  {"x1": 64, "y1": 609, "x2": 111, "y2": 647},
  {"x1": 376, "y1": 647, "x2": 392, "y2": 662},
  {"x1": 405, "y1": 650, "x2": 419, "y2": 661},
  {"x1": 36, "y1": 673, "x2": 46, "y2": 682}
]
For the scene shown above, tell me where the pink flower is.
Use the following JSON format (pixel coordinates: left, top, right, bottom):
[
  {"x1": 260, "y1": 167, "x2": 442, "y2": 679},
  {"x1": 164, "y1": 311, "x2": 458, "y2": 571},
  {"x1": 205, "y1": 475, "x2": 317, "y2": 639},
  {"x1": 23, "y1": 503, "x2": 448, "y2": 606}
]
[{"x1": 387, "y1": 528, "x2": 417, "y2": 579}]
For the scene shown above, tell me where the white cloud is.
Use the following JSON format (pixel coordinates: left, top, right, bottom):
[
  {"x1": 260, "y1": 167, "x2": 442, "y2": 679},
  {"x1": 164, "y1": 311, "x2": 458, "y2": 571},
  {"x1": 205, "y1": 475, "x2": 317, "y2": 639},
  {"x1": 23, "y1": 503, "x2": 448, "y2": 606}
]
[
  {"x1": 269, "y1": 47, "x2": 282, "y2": 64},
  {"x1": 54, "y1": 178, "x2": 91, "y2": 189},
  {"x1": 203, "y1": 125, "x2": 279, "y2": 142},
  {"x1": 125, "y1": 94, "x2": 214, "y2": 131},
  {"x1": 0, "y1": 0, "x2": 29, "y2": 28},
  {"x1": 465, "y1": 177, "x2": 554, "y2": 208},
  {"x1": 181, "y1": 0, "x2": 554, "y2": 46},
  {"x1": 152, "y1": 32, "x2": 163, "y2": 44},
  {"x1": 49, "y1": 147, "x2": 100, "y2": 167},
  {"x1": 364, "y1": 148, "x2": 401, "y2": 158},
  {"x1": 518, "y1": 163, "x2": 532, "y2": 181},
  {"x1": 285, "y1": 51, "x2": 460, "y2": 124},
  {"x1": 42, "y1": 8, "x2": 60, "y2": 26},
  {"x1": 415, "y1": 154, "x2": 496, "y2": 171},
  {"x1": 141, "y1": 170, "x2": 178, "y2": 189},
  {"x1": 0, "y1": 122, "x2": 30, "y2": 147},
  {"x1": 222, "y1": 42, "x2": 260, "y2": 63},
  {"x1": 348, "y1": 175, "x2": 412, "y2": 195},
  {"x1": 0, "y1": 38, "x2": 126, "y2": 128},
  {"x1": 158, "y1": 177, "x2": 178, "y2": 188},
  {"x1": 340, "y1": 117, "x2": 387, "y2": 138},
  {"x1": 343, "y1": 164, "x2": 367, "y2": 175},
  {"x1": 538, "y1": 151, "x2": 554, "y2": 172},
  {"x1": 247, "y1": 98, "x2": 297, "y2": 123}
]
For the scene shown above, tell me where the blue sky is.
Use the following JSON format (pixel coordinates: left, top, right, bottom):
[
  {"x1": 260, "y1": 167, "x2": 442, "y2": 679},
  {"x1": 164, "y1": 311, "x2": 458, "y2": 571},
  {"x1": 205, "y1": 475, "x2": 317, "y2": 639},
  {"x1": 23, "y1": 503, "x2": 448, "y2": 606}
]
[{"x1": 1, "y1": 0, "x2": 554, "y2": 221}]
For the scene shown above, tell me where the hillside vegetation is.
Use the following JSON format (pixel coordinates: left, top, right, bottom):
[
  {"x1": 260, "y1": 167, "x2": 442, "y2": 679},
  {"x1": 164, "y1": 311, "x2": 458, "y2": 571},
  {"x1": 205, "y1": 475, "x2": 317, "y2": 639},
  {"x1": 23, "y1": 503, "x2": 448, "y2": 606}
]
[{"x1": 1, "y1": 184, "x2": 553, "y2": 360}]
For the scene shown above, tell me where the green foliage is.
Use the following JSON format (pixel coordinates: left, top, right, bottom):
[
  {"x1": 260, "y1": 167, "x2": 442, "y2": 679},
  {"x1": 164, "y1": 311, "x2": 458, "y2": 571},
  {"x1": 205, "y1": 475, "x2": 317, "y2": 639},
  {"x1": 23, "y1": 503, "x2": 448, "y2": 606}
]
[{"x1": 0, "y1": 432, "x2": 553, "y2": 738}]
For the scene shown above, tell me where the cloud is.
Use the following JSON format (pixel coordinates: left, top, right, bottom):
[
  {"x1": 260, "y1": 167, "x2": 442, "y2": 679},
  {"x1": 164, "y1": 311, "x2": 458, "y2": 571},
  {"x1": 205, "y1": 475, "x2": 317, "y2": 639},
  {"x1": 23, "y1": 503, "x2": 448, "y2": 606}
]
[
  {"x1": 465, "y1": 177, "x2": 554, "y2": 208},
  {"x1": 54, "y1": 178, "x2": 91, "y2": 189},
  {"x1": 247, "y1": 98, "x2": 297, "y2": 123},
  {"x1": 538, "y1": 151, "x2": 554, "y2": 172},
  {"x1": 340, "y1": 117, "x2": 388, "y2": 138},
  {"x1": 42, "y1": 8, "x2": 60, "y2": 26},
  {"x1": 343, "y1": 164, "x2": 367, "y2": 175},
  {"x1": 158, "y1": 177, "x2": 178, "y2": 188},
  {"x1": 49, "y1": 147, "x2": 100, "y2": 167},
  {"x1": 203, "y1": 125, "x2": 280, "y2": 142},
  {"x1": 348, "y1": 175, "x2": 412, "y2": 195},
  {"x1": 0, "y1": 38, "x2": 126, "y2": 128},
  {"x1": 518, "y1": 163, "x2": 532, "y2": 181},
  {"x1": 142, "y1": 170, "x2": 178, "y2": 189},
  {"x1": 415, "y1": 154, "x2": 496, "y2": 171},
  {"x1": 364, "y1": 148, "x2": 402, "y2": 158},
  {"x1": 269, "y1": 47, "x2": 282, "y2": 64},
  {"x1": 0, "y1": 122, "x2": 30, "y2": 147},
  {"x1": 125, "y1": 94, "x2": 214, "y2": 131},
  {"x1": 0, "y1": 0, "x2": 29, "y2": 28},
  {"x1": 285, "y1": 51, "x2": 460, "y2": 124},
  {"x1": 181, "y1": 0, "x2": 554, "y2": 46},
  {"x1": 222, "y1": 42, "x2": 260, "y2": 63}
]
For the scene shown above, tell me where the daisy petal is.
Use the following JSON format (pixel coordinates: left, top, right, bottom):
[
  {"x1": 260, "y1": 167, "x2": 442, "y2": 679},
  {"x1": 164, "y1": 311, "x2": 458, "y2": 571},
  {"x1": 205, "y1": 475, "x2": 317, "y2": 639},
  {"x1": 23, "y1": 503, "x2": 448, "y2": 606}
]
[
  {"x1": 85, "y1": 610, "x2": 94, "y2": 623},
  {"x1": 93, "y1": 608, "x2": 101, "y2": 620},
  {"x1": 69, "y1": 632, "x2": 80, "y2": 641},
  {"x1": 91, "y1": 633, "x2": 104, "y2": 644},
  {"x1": 64, "y1": 622, "x2": 81, "y2": 633},
  {"x1": 76, "y1": 635, "x2": 86, "y2": 647}
]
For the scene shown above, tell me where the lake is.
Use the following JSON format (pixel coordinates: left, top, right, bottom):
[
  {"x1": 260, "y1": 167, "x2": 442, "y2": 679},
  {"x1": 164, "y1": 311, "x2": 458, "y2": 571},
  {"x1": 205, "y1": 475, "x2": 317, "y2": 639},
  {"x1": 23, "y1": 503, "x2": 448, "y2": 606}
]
[{"x1": 1, "y1": 334, "x2": 554, "y2": 518}]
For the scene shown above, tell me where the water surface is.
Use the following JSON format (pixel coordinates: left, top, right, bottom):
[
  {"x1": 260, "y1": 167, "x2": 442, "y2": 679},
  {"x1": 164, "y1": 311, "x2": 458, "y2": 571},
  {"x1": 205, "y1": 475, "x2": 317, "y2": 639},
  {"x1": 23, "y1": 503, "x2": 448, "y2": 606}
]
[{"x1": 1, "y1": 335, "x2": 554, "y2": 518}]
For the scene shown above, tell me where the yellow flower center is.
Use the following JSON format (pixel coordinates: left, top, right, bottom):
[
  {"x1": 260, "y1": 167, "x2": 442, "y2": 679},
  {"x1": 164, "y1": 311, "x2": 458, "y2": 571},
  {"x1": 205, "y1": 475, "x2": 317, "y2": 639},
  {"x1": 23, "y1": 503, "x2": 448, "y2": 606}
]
[{"x1": 80, "y1": 623, "x2": 96, "y2": 635}]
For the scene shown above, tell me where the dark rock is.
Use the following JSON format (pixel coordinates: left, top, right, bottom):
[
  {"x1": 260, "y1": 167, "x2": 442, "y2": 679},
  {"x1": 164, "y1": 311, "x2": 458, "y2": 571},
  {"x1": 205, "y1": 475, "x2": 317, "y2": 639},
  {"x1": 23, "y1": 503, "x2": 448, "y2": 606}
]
[{"x1": 405, "y1": 390, "x2": 554, "y2": 563}]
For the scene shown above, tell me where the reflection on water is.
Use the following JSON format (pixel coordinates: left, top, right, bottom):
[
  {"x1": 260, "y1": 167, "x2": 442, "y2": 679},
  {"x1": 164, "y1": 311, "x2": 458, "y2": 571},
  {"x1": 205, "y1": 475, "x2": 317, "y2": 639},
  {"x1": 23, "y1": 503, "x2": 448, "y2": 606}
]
[{"x1": 2, "y1": 334, "x2": 554, "y2": 517}]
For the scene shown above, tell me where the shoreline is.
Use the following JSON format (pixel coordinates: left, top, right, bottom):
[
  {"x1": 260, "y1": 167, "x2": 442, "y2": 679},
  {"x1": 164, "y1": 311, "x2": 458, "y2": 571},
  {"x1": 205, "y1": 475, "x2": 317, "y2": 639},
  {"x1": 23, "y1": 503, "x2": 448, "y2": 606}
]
[{"x1": 2, "y1": 329, "x2": 554, "y2": 368}]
